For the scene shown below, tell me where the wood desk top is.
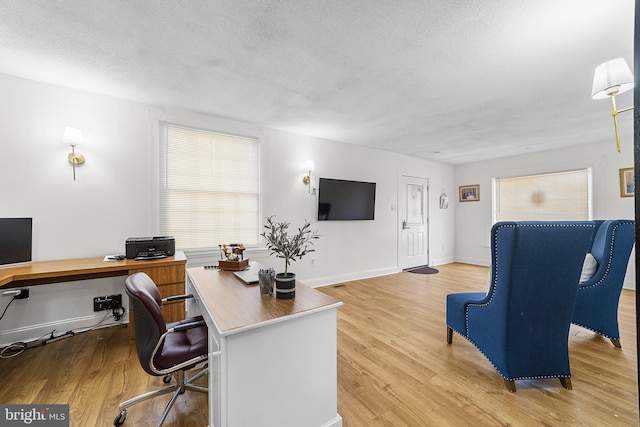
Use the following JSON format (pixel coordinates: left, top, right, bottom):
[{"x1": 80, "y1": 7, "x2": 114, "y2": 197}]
[
  {"x1": 0, "y1": 252, "x2": 186, "y2": 288},
  {"x1": 187, "y1": 266, "x2": 342, "y2": 335}
]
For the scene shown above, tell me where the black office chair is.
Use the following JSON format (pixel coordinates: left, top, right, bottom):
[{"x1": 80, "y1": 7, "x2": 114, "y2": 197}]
[{"x1": 114, "y1": 272, "x2": 208, "y2": 427}]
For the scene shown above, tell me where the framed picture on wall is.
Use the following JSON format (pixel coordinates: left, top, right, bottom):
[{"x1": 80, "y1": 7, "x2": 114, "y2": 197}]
[
  {"x1": 619, "y1": 167, "x2": 634, "y2": 197},
  {"x1": 459, "y1": 184, "x2": 480, "y2": 202}
]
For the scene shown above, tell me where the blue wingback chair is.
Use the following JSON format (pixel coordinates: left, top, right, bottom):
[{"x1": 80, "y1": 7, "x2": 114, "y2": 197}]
[
  {"x1": 572, "y1": 219, "x2": 635, "y2": 348},
  {"x1": 446, "y1": 221, "x2": 595, "y2": 392}
]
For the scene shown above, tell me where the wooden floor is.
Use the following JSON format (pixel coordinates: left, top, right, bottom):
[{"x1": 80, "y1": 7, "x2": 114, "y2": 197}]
[{"x1": 0, "y1": 263, "x2": 637, "y2": 426}]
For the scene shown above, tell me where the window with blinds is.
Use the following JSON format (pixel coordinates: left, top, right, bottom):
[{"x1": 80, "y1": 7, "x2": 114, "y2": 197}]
[
  {"x1": 494, "y1": 169, "x2": 591, "y2": 222},
  {"x1": 159, "y1": 123, "x2": 260, "y2": 249}
]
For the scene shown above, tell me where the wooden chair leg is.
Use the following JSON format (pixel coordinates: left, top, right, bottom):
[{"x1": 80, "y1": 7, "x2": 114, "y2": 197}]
[
  {"x1": 504, "y1": 379, "x2": 516, "y2": 392},
  {"x1": 560, "y1": 377, "x2": 572, "y2": 390},
  {"x1": 610, "y1": 338, "x2": 622, "y2": 348},
  {"x1": 446, "y1": 327, "x2": 453, "y2": 344}
]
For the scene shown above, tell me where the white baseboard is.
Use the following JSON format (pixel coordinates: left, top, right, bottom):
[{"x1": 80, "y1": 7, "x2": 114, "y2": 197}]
[
  {"x1": 0, "y1": 312, "x2": 129, "y2": 347},
  {"x1": 453, "y1": 256, "x2": 491, "y2": 267},
  {"x1": 431, "y1": 256, "x2": 455, "y2": 266},
  {"x1": 623, "y1": 278, "x2": 636, "y2": 290},
  {"x1": 305, "y1": 267, "x2": 398, "y2": 288},
  {"x1": 320, "y1": 414, "x2": 343, "y2": 427}
]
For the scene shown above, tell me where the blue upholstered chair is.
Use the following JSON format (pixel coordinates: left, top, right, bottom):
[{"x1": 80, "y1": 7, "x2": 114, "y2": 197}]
[
  {"x1": 572, "y1": 219, "x2": 635, "y2": 348},
  {"x1": 446, "y1": 221, "x2": 595, "y2": 392}
]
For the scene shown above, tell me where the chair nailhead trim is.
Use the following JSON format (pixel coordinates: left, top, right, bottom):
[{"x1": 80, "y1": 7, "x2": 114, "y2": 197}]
[
  {"x1": 579, "y1": 221, "x2": 633, "y2": 290},
  {"x1": 460, "y1": 222, "x2": 595, "y2": 382}
]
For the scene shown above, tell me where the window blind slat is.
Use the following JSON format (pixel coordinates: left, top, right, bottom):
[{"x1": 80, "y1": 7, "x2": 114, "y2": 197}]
[
  {"x1": 159, "y1": 123, "x2": 260, "y2": 249},
  {"x1": 495, "y1": 170, "x2": 590, "y2": 222}
]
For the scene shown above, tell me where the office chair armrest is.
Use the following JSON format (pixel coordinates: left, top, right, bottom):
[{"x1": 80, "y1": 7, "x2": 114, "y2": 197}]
[
  {"x1": 149, "y1": 320, "x2": 208, "y2": 376},
  {"x1": 162, "y1": 294, "x2": 195, "y2": 303},
  {"x1": 169, "y1": 320, "x2": 207, "y2": 333}
]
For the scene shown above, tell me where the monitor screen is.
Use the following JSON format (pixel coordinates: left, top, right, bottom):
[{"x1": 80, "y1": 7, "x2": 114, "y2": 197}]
[
  {"x1": 318, "y1": 178, "x2": 376, "y2": 221},
  {"x1": 0, "y1": 218, "x2": 32, "y2": 266}
]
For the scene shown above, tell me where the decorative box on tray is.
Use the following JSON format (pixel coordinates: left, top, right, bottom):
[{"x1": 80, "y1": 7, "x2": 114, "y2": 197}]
[{"x1": 218, "y1": 243, "x2": 249, "y2": 271}]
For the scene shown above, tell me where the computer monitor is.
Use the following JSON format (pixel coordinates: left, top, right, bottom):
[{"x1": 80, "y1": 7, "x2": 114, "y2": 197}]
[{"x1": 0, "y1": 218, "x2": 32, "y2": 266}]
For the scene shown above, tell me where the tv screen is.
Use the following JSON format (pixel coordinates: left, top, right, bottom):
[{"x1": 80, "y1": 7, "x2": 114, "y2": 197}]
[
  {"x1": 318, "y1": 178, "x2": 376, "y2": 221},
  {"x1": 0, "y1": 218, "x2": 32, "y2": 266}
]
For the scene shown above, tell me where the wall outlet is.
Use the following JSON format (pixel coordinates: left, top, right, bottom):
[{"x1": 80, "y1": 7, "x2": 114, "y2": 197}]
[
  {"x1": 93, "y1": 294, "x2": 122, "y2": 311},
  {"x1": 2, "y1": 288, "x2": 29, "y2": 299},
  {"x1": 16, "y1": 288, "x2": 29, "y2": 299}
]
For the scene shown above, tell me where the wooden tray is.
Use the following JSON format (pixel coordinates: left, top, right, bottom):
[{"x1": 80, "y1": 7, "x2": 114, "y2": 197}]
[{"x1": 218, "y1": 259, "x2": 249, "y2": 271}]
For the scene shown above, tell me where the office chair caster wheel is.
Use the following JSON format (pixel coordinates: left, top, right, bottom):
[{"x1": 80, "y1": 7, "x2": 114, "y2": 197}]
[
  {"x1": 113, "y1": 410, "x2": 127, "y2": 426},
  {"x1": 163, "y1": 375, "x2": 172, "y2": 384}
]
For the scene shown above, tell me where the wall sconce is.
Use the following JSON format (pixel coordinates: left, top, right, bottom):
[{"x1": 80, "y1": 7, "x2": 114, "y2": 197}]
[
  {"x1": 591, "y1": 58, "x2": 634, "y2": 152},
  {"x1": 63, "y1": 126, "x2": 85, "y2": 180},
  {"x1": 303, "y1": 160, "x2": 314, "y2": 193}
]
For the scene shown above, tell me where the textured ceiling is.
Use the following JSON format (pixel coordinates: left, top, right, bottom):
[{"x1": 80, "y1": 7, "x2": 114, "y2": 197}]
[{"x1": 0, "y1": 0, "x2": 634, "y2": 164}]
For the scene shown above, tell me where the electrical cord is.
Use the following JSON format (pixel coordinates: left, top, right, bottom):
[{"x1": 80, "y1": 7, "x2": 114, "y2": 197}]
[
  {"x1": 0, "y1": 306, "x2": 127, "y2": 359},
  {"x1": 0, "y1": 296, "x2": 17, "y2": 322},
  {"x1": 112, "y1": 305, "x2": 125, "y2": 321},
  {"x1": 0, "y1": 329, "x2": 52, "y2": 359}
]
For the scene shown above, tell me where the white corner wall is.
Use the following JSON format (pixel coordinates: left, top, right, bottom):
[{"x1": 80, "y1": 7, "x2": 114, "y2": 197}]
[
  {"x1": 0, "y1": 73, "x2": 456, "y2": 346},
  {"x1": 261, "y1": 128, "x2": 457, "y2": 286},
  {"x1": 454, "y1": 140, "x2": 635, "y2": 289}
]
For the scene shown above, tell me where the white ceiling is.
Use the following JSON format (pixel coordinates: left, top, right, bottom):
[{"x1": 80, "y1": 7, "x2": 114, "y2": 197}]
[{"x1": 0, "y1": 0, "x2": 634, "y2": 164}]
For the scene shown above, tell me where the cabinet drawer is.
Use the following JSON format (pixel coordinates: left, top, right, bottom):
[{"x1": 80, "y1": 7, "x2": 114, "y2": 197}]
[
  {"x1": 130, "y1": 264, "x2": 185, "y2": 285},
  {"x1": 157, "y1": 282, "x2": 185, "y2": 299},
  {"x1": 162, "y1": 301, "x2": 186, "y2": 323}
]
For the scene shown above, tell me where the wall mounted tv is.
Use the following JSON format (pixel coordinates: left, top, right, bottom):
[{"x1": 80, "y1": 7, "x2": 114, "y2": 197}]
[
  {"x1": 0, "y1": 218, "x2": 32, "y2": 266},
  {"x1": 318, "y1": 178, "x2": 376, "y2": 221}
]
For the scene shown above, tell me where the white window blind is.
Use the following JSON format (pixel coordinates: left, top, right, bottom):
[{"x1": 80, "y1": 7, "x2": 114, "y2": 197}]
[
  {"x1": 159, "y1": 123, "x2": 260, "y2": 249},
  {"x1": 495, "y1": 169, "x2": 591, "y2": 221}
]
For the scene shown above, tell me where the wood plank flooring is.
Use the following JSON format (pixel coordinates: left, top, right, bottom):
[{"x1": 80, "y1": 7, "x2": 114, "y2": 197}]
[
  {"x1": 0, "y1": 262, "x2": 637, "y2": 426},
  {"x1": 321, "y1": 263, "x2": 638, "y2": 426}
]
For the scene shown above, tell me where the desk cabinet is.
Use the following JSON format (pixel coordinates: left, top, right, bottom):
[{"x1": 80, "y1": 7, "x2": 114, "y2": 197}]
[
  {"x1": 187, "y1": 267, "x2": 343, "y2": 427},
  {"x1": 128, "y1": 263, "x2": 186, "y2": 341},
  {"x1": 129, "y1": 264, "x2": 186, "y2": 319}
]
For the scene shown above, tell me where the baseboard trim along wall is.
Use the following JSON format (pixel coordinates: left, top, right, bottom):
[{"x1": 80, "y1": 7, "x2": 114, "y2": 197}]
[
  {"x1": 305, "y1": 267, "x2": 398, "y2": 288},
  {"x1": 0, "y1": 312, "x2": 129, "y2": 348}
]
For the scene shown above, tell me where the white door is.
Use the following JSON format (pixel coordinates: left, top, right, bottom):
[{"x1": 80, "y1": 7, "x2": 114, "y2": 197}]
[{"x1": 398, "y1": 176, "x2": 429, "y2": 270}]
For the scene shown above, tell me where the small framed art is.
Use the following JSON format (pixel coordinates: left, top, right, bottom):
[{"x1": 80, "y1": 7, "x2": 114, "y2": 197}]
[
  {"x1": 619, "y1": 167, "x2": 634, "y2": 197},
  {"x1": 459, "y1": 184, "x2": 480, "y2": 202}
]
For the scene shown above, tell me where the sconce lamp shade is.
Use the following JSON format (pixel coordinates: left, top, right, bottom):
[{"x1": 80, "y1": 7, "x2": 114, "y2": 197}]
[
  {"x1": 305, "y1": 160, "x2": 315, "y2": 171},
  {"x1": 63, "y1": 126, "x2": 83, "y2": 145},
  {"x1": 591, "y1": 58, "x2": 634, "y2": 99}
]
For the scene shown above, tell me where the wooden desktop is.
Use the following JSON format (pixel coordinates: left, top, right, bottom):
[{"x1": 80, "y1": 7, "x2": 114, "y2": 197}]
[{"x1": 0, "y1": 251, "x2": 187, "y2": 340}]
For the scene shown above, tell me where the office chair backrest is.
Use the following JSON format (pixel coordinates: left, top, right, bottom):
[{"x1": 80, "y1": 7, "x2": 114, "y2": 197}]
[{"x1": 125, "y1": 272, "x2": 168, "y2": 376}]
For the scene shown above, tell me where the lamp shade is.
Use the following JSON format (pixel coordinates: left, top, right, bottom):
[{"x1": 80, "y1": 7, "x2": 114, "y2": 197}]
[
  {"x1": 591, "y1": 58, "x2": 634, "y2": 99},
  {"x1": 305, "y1": 160, "x2": 315, "y2": 171},
  {"x1": 63, "y1": 126, "x2": 83, "y2": 145}
]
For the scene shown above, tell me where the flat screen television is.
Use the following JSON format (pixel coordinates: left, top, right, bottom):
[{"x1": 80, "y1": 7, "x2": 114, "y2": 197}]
[
  {"x1": 318, "y1": 178, "x2": 376, "y2": 221},
  {"x1": 0, "y1": 218, "x2": 32, "y2": 266}
]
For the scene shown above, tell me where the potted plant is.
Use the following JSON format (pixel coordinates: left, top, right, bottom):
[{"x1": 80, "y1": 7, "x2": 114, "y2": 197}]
[{"x1": 260, "y1": 216, "x2": 319, "y2": 299}]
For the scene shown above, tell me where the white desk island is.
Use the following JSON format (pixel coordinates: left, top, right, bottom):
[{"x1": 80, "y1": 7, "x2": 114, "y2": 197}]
[{"x1": 186, "y1": 267, "x2": 343, "y2": 427}]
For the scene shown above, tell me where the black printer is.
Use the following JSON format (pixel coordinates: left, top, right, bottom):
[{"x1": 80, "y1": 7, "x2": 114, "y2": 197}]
[{"x1": 125, "y1": 236, "x2": 175, "y2": 260}]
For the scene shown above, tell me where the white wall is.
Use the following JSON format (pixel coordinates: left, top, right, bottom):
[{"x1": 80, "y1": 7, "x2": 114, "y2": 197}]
[
  {"x1": 261, "y1": 128, "x2": 456, "y2": 285},
  {"x1": 454, "y1": 139, "x2": 635, "y2": 289},
  {"x1": 0, "y1": 74, "x2": 153, "y2": 345},
  {"x1": 0, "y1": 73, "x2": 456, "y2": 345}
]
